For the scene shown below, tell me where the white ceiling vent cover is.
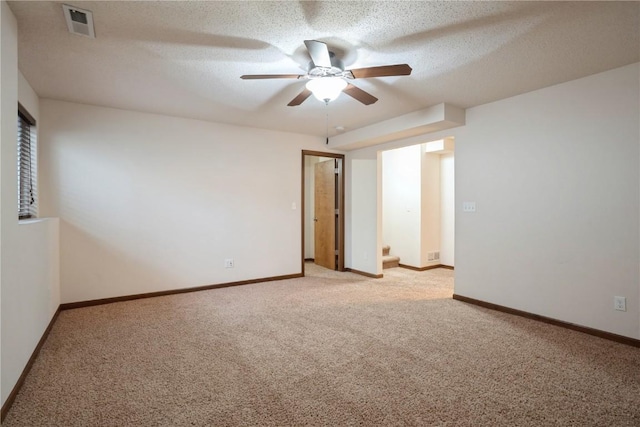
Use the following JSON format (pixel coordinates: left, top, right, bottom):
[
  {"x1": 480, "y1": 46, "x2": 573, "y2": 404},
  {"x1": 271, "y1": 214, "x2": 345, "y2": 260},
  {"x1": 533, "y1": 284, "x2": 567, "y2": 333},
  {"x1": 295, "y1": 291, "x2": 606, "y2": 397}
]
[{"x1": 62, "y1": 4, "x2": 95, "y2": 38}]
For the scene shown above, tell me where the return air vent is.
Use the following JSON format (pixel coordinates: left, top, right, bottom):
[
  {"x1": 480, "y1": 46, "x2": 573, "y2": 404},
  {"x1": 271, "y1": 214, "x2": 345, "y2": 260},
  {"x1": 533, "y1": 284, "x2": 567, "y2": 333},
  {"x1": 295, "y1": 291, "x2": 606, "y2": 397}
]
[
  {"x1": 63, "y1": 4, "x2": 95, "y2": 38},
  {"x1": 427, "y1": 251, "x2": 440, "y2": 262}
]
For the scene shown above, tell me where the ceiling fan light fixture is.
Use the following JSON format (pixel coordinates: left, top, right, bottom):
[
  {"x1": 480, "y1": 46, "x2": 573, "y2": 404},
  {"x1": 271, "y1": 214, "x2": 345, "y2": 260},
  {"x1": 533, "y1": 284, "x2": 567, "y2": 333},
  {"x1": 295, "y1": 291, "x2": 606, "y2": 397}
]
[{"x1": 306, "y1": 77, "x2": 348, "y2": 103}]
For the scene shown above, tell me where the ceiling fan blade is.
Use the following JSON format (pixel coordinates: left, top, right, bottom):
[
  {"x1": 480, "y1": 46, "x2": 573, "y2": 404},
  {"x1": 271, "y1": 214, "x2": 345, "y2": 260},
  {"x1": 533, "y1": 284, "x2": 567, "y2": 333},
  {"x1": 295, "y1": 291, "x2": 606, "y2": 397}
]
[
  {"x1": 343, "y1": 84, "x2": 378, "y2": 105},
  {"x1": 304, "y1": 40, "x2": 331, "y2": 68},
  {"x1": 348, "y1": 64, "x2": 412, "y2": 79},
  {"x1": 287, "y1": 88, "x2": 313, "y2": 107},
  {"x1": 240, "y1": 74, "x2": 303, "y2": 80}
]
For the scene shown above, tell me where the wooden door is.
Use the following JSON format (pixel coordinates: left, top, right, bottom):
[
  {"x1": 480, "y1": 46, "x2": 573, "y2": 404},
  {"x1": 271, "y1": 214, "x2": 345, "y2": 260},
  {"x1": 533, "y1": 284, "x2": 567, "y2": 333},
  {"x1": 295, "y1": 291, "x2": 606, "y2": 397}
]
[{"x1": 314, "y1": 159, "x2": 336, "y2": 270}]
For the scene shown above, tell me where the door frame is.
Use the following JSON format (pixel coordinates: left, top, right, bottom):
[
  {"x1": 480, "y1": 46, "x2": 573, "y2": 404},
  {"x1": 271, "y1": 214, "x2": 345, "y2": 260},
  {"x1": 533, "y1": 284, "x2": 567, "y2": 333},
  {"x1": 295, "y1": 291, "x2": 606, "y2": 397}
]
[{"x1": 301, "y1": 150, "x2": 345, "y2": 275}]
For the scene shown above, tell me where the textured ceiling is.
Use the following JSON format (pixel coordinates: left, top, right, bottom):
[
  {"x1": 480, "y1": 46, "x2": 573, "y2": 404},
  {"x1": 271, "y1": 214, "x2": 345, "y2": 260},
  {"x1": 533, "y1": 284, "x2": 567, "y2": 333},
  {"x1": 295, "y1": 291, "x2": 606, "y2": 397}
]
[{"x1": 8, "y1": 1, "x2": 640, "y2": 137}]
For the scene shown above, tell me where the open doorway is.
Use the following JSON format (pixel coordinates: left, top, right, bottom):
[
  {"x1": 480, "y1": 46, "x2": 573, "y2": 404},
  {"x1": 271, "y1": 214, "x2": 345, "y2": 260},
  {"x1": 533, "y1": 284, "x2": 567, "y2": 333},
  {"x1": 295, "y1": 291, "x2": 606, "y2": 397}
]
[
  {"x1": 380, "y1": 138, "x2": 455, "y2": 271},
  {"x1": 301, "y1": 150, "x2": 345, "y2": 275}
]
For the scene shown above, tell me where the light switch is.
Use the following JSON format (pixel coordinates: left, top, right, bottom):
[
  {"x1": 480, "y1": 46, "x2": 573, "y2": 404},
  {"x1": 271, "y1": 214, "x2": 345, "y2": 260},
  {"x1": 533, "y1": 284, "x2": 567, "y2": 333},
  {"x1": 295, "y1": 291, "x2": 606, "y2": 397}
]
[
  {"x1": 462, "y1": 201, "x2": 476, "y2": 213},
  {"x1": 291, "y1": 202, "x2": 297, "y2": 210}
]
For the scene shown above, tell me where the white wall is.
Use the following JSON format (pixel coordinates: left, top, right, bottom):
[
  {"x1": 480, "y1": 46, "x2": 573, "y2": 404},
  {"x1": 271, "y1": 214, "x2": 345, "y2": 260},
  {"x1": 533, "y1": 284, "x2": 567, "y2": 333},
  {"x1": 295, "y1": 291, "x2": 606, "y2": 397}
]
[
  {"x1": 346, "y1": 158, "x2": 380, "y2": 275},
  {"x1": 1, "y1": 2, "x2": 60, "y2": 407},
  {"x1": 421, "y1": 151, "x2": 441, "y2": 267},
  {"x1": 381, "y1": 144, "x2": 448, "y2": 269},
  {"x1": 382, "y1": 145, "x2": 422, "y2": 265},
  {"x1": 454, "y1": 62, "x2": 639, "y2": 339},
  {"x1": 440, "y1": 153, "x2": 455, "y2": 266},
  {"x1": 38, "y1": 99, "x2": 328, "y2": 303}
]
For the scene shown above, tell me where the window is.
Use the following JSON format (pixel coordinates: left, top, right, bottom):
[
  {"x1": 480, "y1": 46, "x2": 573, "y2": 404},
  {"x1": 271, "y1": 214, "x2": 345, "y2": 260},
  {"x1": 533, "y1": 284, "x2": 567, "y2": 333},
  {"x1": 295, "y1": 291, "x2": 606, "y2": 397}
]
[{"x1": 17, "y1": 103, "x2": 37, "y2": 219}]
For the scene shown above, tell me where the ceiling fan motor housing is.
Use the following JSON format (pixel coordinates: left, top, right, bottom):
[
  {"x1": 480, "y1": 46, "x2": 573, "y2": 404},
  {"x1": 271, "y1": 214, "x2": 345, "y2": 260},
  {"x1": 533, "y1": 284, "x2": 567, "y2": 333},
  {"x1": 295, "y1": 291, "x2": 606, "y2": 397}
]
[{"x1": 308, "y1": 52, "x2": 345, "y2": 78}]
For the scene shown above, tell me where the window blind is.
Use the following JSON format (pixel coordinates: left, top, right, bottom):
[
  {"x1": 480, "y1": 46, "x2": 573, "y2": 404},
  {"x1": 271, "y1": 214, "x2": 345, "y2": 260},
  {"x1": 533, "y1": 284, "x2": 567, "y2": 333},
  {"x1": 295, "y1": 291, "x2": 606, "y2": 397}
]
[{"x1": 18, "y1": 107, "x2": 37, "y2": 219}]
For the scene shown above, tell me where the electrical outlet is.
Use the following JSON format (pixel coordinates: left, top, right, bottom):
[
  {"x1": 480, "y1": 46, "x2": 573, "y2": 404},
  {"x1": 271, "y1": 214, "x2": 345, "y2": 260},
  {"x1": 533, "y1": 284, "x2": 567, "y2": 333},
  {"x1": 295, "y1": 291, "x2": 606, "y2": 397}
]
[
  {"x1": 614, "y1": 296, "x2": 626, "y2": 312},
  {"x1": 224, "y1": 258, "x2": 234, "y2": 268}
]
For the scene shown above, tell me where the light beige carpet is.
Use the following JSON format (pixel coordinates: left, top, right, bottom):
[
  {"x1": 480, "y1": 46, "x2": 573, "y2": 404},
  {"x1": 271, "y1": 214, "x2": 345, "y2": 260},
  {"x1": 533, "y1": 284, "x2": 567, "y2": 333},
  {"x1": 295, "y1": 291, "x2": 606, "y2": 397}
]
[{"x1": 4, "y1": 264, "x2": 640, "y2": 426}]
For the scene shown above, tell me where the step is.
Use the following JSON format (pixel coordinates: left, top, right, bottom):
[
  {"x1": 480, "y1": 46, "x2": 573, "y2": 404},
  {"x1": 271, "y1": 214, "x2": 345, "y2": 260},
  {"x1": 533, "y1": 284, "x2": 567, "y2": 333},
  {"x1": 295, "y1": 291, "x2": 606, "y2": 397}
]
[
  {"x1": 382, "y1": 245, "x2": 390, "y2": 256},
  {"x1": 383, "y1": 255, "x2": 400, "y2": 269}
]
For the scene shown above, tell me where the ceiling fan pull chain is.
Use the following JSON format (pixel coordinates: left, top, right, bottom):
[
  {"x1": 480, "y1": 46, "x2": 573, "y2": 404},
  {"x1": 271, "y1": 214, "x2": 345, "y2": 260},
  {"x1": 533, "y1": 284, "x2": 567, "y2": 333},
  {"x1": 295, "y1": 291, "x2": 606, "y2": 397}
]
[{"x1": 325, "y1": 102, "x2": 329, "y2": 144}]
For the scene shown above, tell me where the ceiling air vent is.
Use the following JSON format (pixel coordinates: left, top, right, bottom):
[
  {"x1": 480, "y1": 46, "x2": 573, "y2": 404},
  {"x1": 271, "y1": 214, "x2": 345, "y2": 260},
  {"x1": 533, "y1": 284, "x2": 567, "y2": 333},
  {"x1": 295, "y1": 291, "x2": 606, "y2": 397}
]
[{"x1": 62, "y1": 4, "x2": 95, "y2": 38}]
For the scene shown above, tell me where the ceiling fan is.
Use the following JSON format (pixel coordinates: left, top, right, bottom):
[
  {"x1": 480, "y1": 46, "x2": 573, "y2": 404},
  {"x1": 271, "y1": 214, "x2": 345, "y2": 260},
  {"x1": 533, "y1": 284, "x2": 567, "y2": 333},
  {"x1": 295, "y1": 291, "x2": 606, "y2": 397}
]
[{"x1": 241, "y1": 40, "x2": 412, "y2": 106}]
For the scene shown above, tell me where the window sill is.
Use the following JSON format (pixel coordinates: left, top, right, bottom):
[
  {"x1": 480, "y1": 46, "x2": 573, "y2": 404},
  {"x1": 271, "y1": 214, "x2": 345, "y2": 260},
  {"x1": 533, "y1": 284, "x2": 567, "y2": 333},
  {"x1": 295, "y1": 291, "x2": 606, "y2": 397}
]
[{"x1": 18, "y1": 217, "x2": 58, "y2": 226}]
